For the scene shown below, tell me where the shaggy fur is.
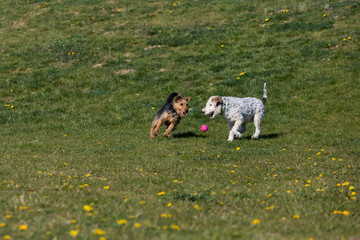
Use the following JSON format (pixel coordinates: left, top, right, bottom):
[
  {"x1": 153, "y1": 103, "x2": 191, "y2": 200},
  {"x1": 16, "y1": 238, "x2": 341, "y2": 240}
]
[
  {"x1": 202, "y1": 83, "x2": 267, "y2": 141},
  {"x1": 150, "y1": 93, "x2": 191, "y2": 138}
]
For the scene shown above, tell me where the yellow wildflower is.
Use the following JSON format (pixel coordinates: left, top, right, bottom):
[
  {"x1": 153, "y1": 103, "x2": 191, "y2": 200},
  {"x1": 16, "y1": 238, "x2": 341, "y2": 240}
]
[
  {"x1": 252, "y1": 219, "x2": 260, "y2": 224},
  {"x1": 19, "y1": 224, "x2": 28, "y2": 230},
  {"x1": 117, "y1": 219, "x2": 127, "y2": 225},
  {"x1": 83, "y1": 205, "x2": 93, "y2": 212},
  {"x1": 69, "y1": 230, "x2": 79, "y2": 237},
  {"x1": 342, "y1": 211, "x2": 350, "y2": 216},
  {"x1": 93, "y1": 229, "x2": 106, "y2": 235},
  {"x1": 170, "y1": 224, "x2": 180, "y2": 230}
]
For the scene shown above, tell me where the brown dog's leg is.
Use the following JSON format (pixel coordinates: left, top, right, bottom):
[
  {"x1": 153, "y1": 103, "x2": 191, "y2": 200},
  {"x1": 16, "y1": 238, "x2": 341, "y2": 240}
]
[
  {"x1": 153, "y1": 119, "x2": 163, "y2": 137},
  {"x1": 163, "y1": 123, "x2": 175, "y2": 137},
  {"x1": 150, "y1": 121, "x2": 157, "y2": 138}
]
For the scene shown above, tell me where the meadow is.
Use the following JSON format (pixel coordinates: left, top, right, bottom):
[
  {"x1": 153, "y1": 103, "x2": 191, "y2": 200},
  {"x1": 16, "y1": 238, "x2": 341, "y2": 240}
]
[{"x1": 1, "y1": 0, "x2": 360, "y2": 239}]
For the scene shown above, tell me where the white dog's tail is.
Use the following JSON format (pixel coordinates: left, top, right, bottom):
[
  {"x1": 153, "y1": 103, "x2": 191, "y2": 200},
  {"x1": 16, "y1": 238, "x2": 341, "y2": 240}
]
[{"x1": 262, "y1": 83, "x2": 267, "y2": 105}]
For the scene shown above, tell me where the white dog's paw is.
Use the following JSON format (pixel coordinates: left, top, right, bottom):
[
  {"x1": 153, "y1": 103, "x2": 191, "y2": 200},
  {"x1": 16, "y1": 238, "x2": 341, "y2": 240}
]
[
  {"x1": 234, "y1": 131, "x2": 242, "y2": 138},
  {"x1": 227, "y1": 135, "x2": 234, "y2": 141}
]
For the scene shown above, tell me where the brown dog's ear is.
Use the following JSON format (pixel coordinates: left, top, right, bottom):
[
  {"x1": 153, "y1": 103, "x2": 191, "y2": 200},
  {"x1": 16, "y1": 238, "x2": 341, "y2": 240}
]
[
  {"x1": 174, "y1": 95, "x2": 183, "y2": 102},
  {"x1": 212, "y1": 96, "x2": 222, "y2": 106},
  {"x1": 184, "y1": 97, "x2": 191, "y2": 101}
]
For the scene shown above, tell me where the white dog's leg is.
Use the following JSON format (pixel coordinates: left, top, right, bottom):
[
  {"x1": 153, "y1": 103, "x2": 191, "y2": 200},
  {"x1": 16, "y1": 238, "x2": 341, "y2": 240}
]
[
  {"x1": 228, "y1": 120, "x2": 242, "y2": 141},
  {"x1": 227, "y1": 120, "x2": 234, "y2": 141},
  {"x1": 252, "y1": 114, "x2": 262, "y2": 139}
]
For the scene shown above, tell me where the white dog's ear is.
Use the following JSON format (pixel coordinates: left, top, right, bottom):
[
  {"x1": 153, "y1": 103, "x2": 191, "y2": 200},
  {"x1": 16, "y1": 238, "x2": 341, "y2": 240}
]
[{"x1": 212, "y1": 97, "x2": 222, "y2": 106}]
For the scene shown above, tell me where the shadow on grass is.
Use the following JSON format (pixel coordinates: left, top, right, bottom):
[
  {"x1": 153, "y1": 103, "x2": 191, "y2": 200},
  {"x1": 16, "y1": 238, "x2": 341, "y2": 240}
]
[
  {"x1": 242, "y1": 132, "x2": 288, "y2": 140},
  {"x1": 173, "y1": 131, "x2": 207, "y2": 138}
]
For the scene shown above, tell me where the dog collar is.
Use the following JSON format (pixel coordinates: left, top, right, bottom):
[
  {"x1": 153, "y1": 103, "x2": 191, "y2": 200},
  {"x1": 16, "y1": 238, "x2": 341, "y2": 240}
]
[
  {"x1": 172, "y1": 111, "x2": 179, "y2": 117},
  {"x1": 221, "y1": 98, "x2": 226, "y2": 113}
]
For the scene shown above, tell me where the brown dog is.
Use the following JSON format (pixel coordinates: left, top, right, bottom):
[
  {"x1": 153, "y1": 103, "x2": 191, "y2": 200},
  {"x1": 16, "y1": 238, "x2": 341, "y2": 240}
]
[{"x1": 150, "y1": 92, "x2": 191, "y2": 138}]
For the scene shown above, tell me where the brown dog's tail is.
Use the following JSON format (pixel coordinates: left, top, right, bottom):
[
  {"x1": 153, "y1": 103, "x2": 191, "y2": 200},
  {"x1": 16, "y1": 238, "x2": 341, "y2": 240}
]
[
  {"x1": 262, "y1": 83, "x2": 267, "y2": 105},
  {"x1": 166, "y1": 92, "x2": 179, "y2": 103}
]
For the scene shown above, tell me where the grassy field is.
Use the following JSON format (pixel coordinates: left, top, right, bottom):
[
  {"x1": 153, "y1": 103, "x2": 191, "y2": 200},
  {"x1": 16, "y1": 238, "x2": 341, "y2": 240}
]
[{"x1": 1, "y1": 0, "x2": 360, "y2": 239}]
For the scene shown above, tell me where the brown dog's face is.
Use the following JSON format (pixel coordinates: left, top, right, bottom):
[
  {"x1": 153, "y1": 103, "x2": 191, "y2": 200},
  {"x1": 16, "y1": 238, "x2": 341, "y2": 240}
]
[{"x1": 173, "y1": 96, "x2": 191, "y2": 117}]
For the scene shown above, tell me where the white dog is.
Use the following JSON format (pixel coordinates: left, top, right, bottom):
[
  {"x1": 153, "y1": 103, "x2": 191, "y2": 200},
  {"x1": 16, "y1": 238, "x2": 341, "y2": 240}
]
[{"x1": 202, "y1": 83, "x2": 267, "y2": 141}]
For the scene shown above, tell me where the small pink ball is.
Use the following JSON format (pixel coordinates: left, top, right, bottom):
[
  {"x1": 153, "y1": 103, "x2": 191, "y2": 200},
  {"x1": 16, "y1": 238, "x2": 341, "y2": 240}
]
[{"x1": 201, "y1": 125, "x2": 208, "y2": 132}]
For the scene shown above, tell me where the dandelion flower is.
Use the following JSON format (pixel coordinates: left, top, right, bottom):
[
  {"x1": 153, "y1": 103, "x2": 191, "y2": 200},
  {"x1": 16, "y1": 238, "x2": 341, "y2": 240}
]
[
  {"x1": 342, "y1": 211, "x2": 350, "y2": 216},
  {"x1": 3, "y1": 236, "x2": 11, "y2": 240},
  {"x1": 93, "y1": 229, "x2": 106, "y2": 235},
  {"x1": 117, "y1": 219, "x2": 127, "y2": 225},
  {"x1": 167, "y1": 203, "x2": 172, "y2": 207},
  {"x1": 157, "y1": 191, "x2": 166, "y2": 196},
  {"x1": 293, "y1": 215, "x2": 300, "y2": 219},
  {"x1": 104, "y1": 186, "x2": 110, "y2": 190},
  {"x1": 342, "y1": 182, "x2": 349, "y2": 186},
  {"x1": 83, "y1": 205, "x2": 93, "y2": 212},
  {"x1": 134, "y1": 223, "x2": 141, "y2": 228},
  {"x1": 19, "y1": 224, "x2": 28, "y2": 230},
  {"x1": 265, "y1": 18, "x2": 269, "y2": 22},
  {"x1": 69, "y1": 230, "x2": 79, "y2": 237},
  {"x1": 252, "y1": 219, "x2": 260, "y2": 224},
  {"x1": 170, "y1": 224, "x2": 180, "y2": 230},
  {"x1": 0, "y1": 222, "x2": 6, "y2": 227},
  {"x1": 173, "y1": 179, "x2": 179, "y2": 183}
]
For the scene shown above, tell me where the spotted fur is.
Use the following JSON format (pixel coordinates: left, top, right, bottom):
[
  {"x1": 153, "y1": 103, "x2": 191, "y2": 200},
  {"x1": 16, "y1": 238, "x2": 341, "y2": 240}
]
[{"x1": 202, "y1": 83, "x2": 267, "y2": 141}]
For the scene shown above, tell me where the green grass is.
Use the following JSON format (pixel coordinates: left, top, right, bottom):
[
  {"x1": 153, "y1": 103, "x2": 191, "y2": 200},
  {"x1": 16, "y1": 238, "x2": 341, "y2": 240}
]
[{"x1": 1, "y1": 0, "x2": 360, "y2": 239}]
